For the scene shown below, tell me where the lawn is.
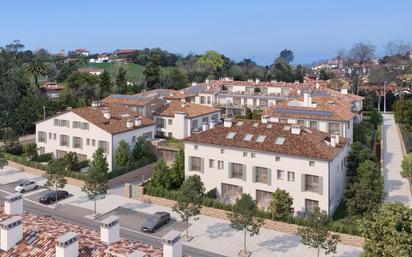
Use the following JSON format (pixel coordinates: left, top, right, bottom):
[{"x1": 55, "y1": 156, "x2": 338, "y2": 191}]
[{"x1": 81, "y1": 62, "x2": 145, "y2": 83}]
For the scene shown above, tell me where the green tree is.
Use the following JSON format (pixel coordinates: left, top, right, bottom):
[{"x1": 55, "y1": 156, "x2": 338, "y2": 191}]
[
  {"x1": 298, "y1": 207, "x2": 340, "y2": 257},
  {"x1": 133, "y1": 136, "x2": 150, "y2": 160},
  {"x1": 160, "y1": 67, "x2": 188, "y2": 89},
  {"x1": 170, "y1": 149, "x2": 185, "y2": 189},
  {"x1": 23, "y1": 143, "x2": 37, "y2": 159},
  {"x1": 63, "y1": 152, "x2": 80, "y2": 171},
  {"x1": 99, "y1": 70, "x2": 112, "y2": 98},
  {"x1": 369, "y1": 109, "x2": 382, "y2": 128},
  {"x1": 345, "y1": 160, "x2": 384, "y2": 216},
  {"x1": 172, "y1": 175, "x2": 205, "y2": 239},
  {"x1": 197, "y1": 50, "x2": 225, "y2": 73},
  {"x1": 268, "y1": 188, "x2": 294, "y2": 221},
  {"x1": 82, "y1": 149, "x2": 109, "y2": 216},
  {"x1": 116, "y1": 67, "x2": 128, "y2": 93},
  {"x1": 115, "y1": 140, "x2": 132, "y2": 170},
  {"x1": 360, "y1": 203, "x2": 412, "y2": 257},
  {"x1": 227, "y1": 194, "x2": 264, "y2": 256},
  {"x1": 277, "y1": 49, "x2": 294, "y2": 64},
  {"x1": 0, "y1": 149, "x2": 7, "y2": 168},
  {"x1": 26, "y1": 58, "x2": 47, "y2": 87},
  {"x1": 245, "y1": 108, "x2": 253, "y2": 119},
  {"x1": 150, "y1": 159, "x2": 171, "y2": 189},
  {"x1": 347, "y1": 142, "x2": 376, "y2": 176},
  {"x1": 394, "y1": 97, "x2": 412, "y2": 123},
  {"x1": 401, "y1": 153, "x2": 412, "y2": 180},
  {"x1": 44, "y1": 160, "x2": 68, "y2": 206},
  {"x1": 143, "y1": 53, "x2": 161, "y2": 90}
]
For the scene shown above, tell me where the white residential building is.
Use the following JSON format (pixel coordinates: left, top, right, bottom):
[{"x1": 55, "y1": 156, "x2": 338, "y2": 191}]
[
  {"x1": 184, "y1": 119, "x2": 349, "y2": 215},
  {"x1": 35, "y1": 102, "x2": 155, "y2": 171},
  {"x1": 154, "y1": 101, "x2": 221, "y2": 139}
]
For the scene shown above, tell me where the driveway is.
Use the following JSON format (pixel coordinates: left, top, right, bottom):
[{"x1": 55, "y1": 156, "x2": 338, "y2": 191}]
[{"x1": 382, "y1": 114, "x2": 412, "y2": 207}]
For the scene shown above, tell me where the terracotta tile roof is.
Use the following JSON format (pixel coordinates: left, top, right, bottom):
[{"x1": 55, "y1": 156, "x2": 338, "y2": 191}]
[
  {"x1": 0, "y1": 209, "x2": 162, "y2": 257},
  {"x1": 78, "y1": 68, "x2": 104, "y2": 73},
  {"x1": 156, "y1": 102, "x2": 221, "y2": 118},
  {"x1": 184, "y1": 120, "x2": 348, "y2": 161},
  {"x1": 263, "y1": 96, "x2": 356, "y2": 122},
  {"x1": 70, "y1": 104, "x2": 154, "y2": 135},
  {"x1": 103, "y1": 94, "x2": 159, "y2": 106},
  {"x1": 40, "y1": 82, "x2": 65, "y2": 91},
  {"x1": 137, "y1": 89, "x2": 188, "y2": 100}
]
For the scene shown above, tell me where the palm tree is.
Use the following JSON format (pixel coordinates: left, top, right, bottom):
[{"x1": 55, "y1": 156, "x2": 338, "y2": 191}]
[{"x1": 26, "y1": 58, "x2": 48, "y2": 87}]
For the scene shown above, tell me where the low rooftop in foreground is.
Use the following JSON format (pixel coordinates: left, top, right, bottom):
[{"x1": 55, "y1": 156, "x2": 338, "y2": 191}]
[
  {"x1": 157, "y1": 101, "x2": 221, "y2": 118},
  {"x1": 184, "y1": 120, "x2": 348, "y2": 160}
]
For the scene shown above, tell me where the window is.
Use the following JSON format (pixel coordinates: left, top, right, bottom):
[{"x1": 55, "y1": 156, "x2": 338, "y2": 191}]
[
  {"x1": 54, "y1": 119, "x2": 69, "y2": 127},
  {"x1": 81, "y1": 122, "x2": 89, "y2": 130},
  {"x1": 221, "y1": 148, "x2": 225, "y2": 154},
  {"x1": 207, "y1": 96, "x2": 211, "y2": 104},
  {"x1": 212, "y1": 114, "x2": 218, "y2": 122},
  {"x1": 53, "y1": 133, "x2": 56, "y2": 140},
  {"x1": 259, "y1": 99, "x2": 268, "y2": 107},
  {"x1": 168, "y1": 119, "x2": 173, "y2": 125},
  {"x1": 73, "y1": 137, "x2": 82, "y2": 149},
  {"x1": 275, "y1": 137, "x2": 286, "y2": 145},
  {"x1": 256, "y1": 190, "x2": 271, "y2": 210},
  {"x1": 194, "y1": 145, "x2": 198, "y2": 150},
  {"x1": 73, "y1": 121, "x2": 81, "y2": 129},
  {"x1": 48, "y1": 133, "x2": 52, "y2": 139},
  {"x1": 251, "y1": 153, "x2": 256, "y2": 158},
  {"x1": 309, "y1": 161, "x2": 315, "y2": 167},
  {"x1": 190, "y1": 156, "x2": 202, "y2": 172},
  {"x1": 277, "y1": 169, "x2": 284, "y2": 180},
  {"x1": 226, "y1": 132, "x2": 236, "y2": 139},
  {"x1": 305, "y1": 175, "x2": 320, "y2": 193},
  {"x1": 297, "y1": 120, "x2": 305, "y2": 126},
  {"x1": 200, "y1": 96, "x2": 206, "y2": 104},
  {"x1": 156, "y1": 118, "x2": 165, "y2": 129},
  {"x1": 287, "y1": 171, "x2": 295, "y2": 181},
  {"x1": 243, "y1": 134, "x2": 253, "y2": 141},
  {"x1": 168, "y1": 132, "x2": 172, "y2": 138},
  {"x1": 143, "y1": 132, "x2": 153, "y2": 140},
  {"x1": 229, "y1": 163, "x2": 245, "y2": 180},
  {"x1": 305, "y1": 199, "x2": 319, "y2": 213},
  {"x1": 92, "y1": 139, "x2": 96, "y2": 147},
  {"x1": 243, "y1": 152, "x2": 248, "y2": 157},
  {"x1": 98, "y1": 140, "x2": 109, "y2": 153},
  {"x1": 218, "y1": 160, "x2": 224, "y2": 170},
  {"x1": 256, "y1": 135, "x2": 266, "y2": 143},
  {"x1": 329, "y1": 122, "x2": 340, "y2": 135},
  {"x1": 60, "y1": 135, "x2": 69, "y2": 147},
  {"x1": 191, "y1": 120, "x2": 198, "y2": 130},
  {"x1": 309, "y1": 121, "x2": 318, "y2": 130},
  {"x1": 86, "y1": 138, "x2": 90, "y2": 146},
  {"x1": 209, "y1": 159, "x2": 215, "y2": 168},
  {"x1": 202, "y1": 117, "x2": 209, "y2": 123},
  {"x1": 38, "y1": 131, "x2": 47, "y2": 143},
  {"x1": 38, "y1": 147, "x2": 45, "y2": 155},
  {"x1": 221, "y1": 183, "x2": 243, "y2": 204},
  {"x1": 279, "y1": 118, "x2": 288, "y2": 123},
  {"x1": 275, "y1": 156, "x2": 280, "y2": 162},
  {"x1": 254, "y1": 167, "x2": 270, "y2": 184}
]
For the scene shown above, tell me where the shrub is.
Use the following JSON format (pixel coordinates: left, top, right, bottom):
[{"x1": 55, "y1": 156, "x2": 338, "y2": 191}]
[
  {"x1": 4, "y1": 142, "x2": 23, "y2": 155},
  {"x1": 23, "y1": 143, "x2": 37, "y2": 159},
  {"x1": 32, "y1": 153, "x2": 53, "y2": 162},
  {"x1": 205, "y1": 188, "x2": 217, "y2": 199},
  {"x1": 78, "y1": 160, "x2": 90, "y2": 170}
]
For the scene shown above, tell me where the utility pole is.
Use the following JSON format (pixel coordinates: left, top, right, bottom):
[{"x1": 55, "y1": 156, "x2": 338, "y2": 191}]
[{"x1": 384, "y1": 81, "x2": 387, "y2": 113}]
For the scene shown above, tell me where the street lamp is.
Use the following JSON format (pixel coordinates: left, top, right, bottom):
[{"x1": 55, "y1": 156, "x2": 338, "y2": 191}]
[{"x1": 383, "y1": 81, "x2": 387, "y2": 113}]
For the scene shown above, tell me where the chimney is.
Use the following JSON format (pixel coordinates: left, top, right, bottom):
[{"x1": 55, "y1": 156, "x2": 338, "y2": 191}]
[
  {"x1": 255, "y1": 78, "x2": 260, "y2": 84},
  {"x1": 4, "y1": 193, "x2": 23, "y2": 215},
  {"x1": 100, "y1": 215, "x2": 120, "y2": 244},
  {"x1": 191, "y1": 82, "x2": 197, "y2": 86},
  {"x1": 224, "y1": 118, "x2": 233, "y2": 128},
  {"x1": 103, "y1": 110, "x2": 111, "y2": 119},
  {"x1": 210, "y1": 120, "x2": 216, "y2": 129},
  {"x1": 335, "y1": 134, "x2": 340, "y2": 144},
  {"x1": 91, "y1": 101, "x2": 101, "y2": 108},
  {"x1": 261, "y1": 115, "x2": 270, "y2": 124},
  {"x1": 316, "y1": 83, "x2": 320, "y2": 89},
  {"x1": 56, "y1": 232, "x2": 79, "y2": 257},
  {"x1": 291, "y1": 124, "x2": 301, "y2": 135},
  {"x1": 126, "y1": 119, "x2": 134, "y2": 129},
  {"x1": 303, "y1": 92, "x2": 312, "y2": 107},
  {"x1": 162, "y1": 230, "x2": 182, "y2": 257},
  {"x1": 202, "y1": 122, "x2": 208, "y2": 131},
  {"x1": 134, "y1": 116, "x2": 142, "y2": 127},
  {"x1": 0, "y1": 217, "x2": 22, "y2": 251},
  {"x1": 181, "y1": 99, "x2": 186, "y2": 108},
  {"x1": 205, "y1": 79, "x2": 210, "y2": 84},
  {"x1": 341, "y1": 88, "x2": 348, "y2": 95},
  {"x1": 330, "y1": 135, "x2": 337, "y2": 147}
]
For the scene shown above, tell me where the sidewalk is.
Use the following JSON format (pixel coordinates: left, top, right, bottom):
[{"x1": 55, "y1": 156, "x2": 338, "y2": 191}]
[
  {"x1": 382, "y1": 114, "x2": 412, "y2": 207},
  {"x1": 0, "y1": 165, "x2": 362, "y2": 257}
]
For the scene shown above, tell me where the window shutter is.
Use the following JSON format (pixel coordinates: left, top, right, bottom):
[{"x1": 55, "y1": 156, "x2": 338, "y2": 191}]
[
  {"x1": 318, "y1": 176, "x2": 323, "y2": 195},
  {"x1": 228, "y1": 162, "x2": 232, "y2": 178},
  {"x1": 301, "y1": 174, "x2": 306, "y2": 192},
  {"x1": 200, "y1": 158, "x2": 204, "y2": 173},
  {"x1": 252, "y1": 167, "x2": 256, "y2": 183},
  {"x1": 242, "y1": 164, "x2": 246, "y2": 181},
  {"x1": 267, "y1": 169, "x2": 272, "y2": 186},
  {"x1": 188, "y1": 157, "x2": 192, "y2": 171}
]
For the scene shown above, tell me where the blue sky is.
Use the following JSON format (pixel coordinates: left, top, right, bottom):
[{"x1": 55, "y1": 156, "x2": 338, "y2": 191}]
[{"x1": 1, "y1": 0, "x2": 411, "y2": 65}]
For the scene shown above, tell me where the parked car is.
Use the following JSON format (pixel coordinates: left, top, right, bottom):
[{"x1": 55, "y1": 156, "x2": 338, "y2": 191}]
[
  {"x1": 141, "y1": 212, "x2": 171, "y2": 233},
  {"x1": 39, "y1": 190, "x2": 69, "y2": 204},
  {"x1": 14, "y1": 180, "x2": 38, "y2": 193}
]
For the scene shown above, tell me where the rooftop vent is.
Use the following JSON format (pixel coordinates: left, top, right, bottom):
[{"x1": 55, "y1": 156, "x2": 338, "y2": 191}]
[
  {"x1": 283, "y1": 125, "x2": 291, "y2": 131},
  {"x1": 275, "y1": 137, "x2": 286, "y2": 145},
  {"x1": 243, "y1": 134, "x2": 253, "y2": 141},
  {"x1": 4, "y1": 193, "x2": 23, "y2": 215},
  {"x1": 341, "y1": 88, "x2": 348, "y2": 95},
  {"x1": 226, "y1": 132, "x2": 236, "y2": 139},
  {"x1": 261, "y1": 115, "x2": 269, "y2": 124},
  {"x1": 0, "y1": 216, "x2": 23, "y2": 251},
  {"x1": 56, "y1": 232, "x2": 78, "y2": 257},
  {"x1": 291, "y1": 124, "x2": 301, "y2": 135},
  {"x1": 162, "y1": 230, "x2": 182, "y2": 257},
  {"x1": 134, "y1": 116, "x2": 142, "y2": 127},
  {"x1": 100, "y1": 215, "x2": 120, "y2": 244},
  {"x1": 224, "y1": 118, "x2": 233, "y2": 128},
  {"x1": 91, "y1": 101, "x2": 101, "y2": 108},
  {"x1": 253, "y1": 123, "x2": 259, "y2": 128},
  {"x1": 103, "y1": 110, "x2": 111, "y2": 119},
  {"x1": 126, "y1": 119, "x2": 134, "y2": 129}
]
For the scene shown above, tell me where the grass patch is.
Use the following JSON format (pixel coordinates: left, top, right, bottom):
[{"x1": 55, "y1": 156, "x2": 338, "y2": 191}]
[
  {"x1": 81, "y1": 62, "x2": 145, "y2": 83},
  {"x1": 161, "y1": 138, "x2": 184, "y2": 150}
]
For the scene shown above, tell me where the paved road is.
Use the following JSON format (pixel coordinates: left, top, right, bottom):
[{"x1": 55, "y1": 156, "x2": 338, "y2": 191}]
[
  {"x1": 382, "y1": 114, "x2": 412, "y2": 207},
  {"x1": 0, "y1": 189, "x2": 223, "y2": 257}
]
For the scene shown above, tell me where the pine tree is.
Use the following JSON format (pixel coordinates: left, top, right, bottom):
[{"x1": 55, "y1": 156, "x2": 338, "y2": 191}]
[
  {"x1": 170, "y1": 149, "x2": 185, "y2": 189},
  {"x1": 115, "y1": 140, "x2": 132, "y2": 170},
  {"x1": 99, "y1": 70, "x2": 112, "y2": 98}
]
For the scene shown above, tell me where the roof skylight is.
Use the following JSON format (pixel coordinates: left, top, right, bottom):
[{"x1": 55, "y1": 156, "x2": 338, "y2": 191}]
[
  {"x1": 243, "y1": 134, "x2": 253, "y2": 141},
  {"x1": 267, "y1": 124, "x2": 272, "y2": 129},
  {"x1": 226, "y1": 132, "x2": 236, "y2": 139},
  {"x1": 275, "y1": 137, "x2": 286, "y2": 145},
  {"x1": 283, "y1": 125, "x2": 291, "y2": 130},
  {"x1": 256, "y1": 135, "x2": 266, "y2": 143},
  {"x1": 253, "y1": 123, "x2": 259, "y2": 127},
  {"x1": 236, "y1": 121, "x2": 244, "y2": 126}
]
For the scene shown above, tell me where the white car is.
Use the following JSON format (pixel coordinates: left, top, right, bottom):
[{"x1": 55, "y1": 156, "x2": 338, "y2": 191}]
[{"x1": 14, "y1": 180, "x2": 38, "y2": 193}]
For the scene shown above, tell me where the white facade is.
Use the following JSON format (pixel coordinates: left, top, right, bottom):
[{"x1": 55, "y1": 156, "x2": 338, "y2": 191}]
[
  {"x1": 184, "y1": 141, "x2": 348, "y2": 215},
  {"x1": 36, "y1": 111, "x2": 155, "y2": 171},
  {"x1": 154, "y1": 111, "x2": 221, "y2": 140}
]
